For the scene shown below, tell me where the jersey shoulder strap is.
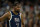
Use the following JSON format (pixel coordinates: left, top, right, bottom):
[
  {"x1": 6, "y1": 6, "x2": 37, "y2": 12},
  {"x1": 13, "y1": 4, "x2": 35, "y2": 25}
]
[
  {"x1": 9, "y1": 11, "x2": 12, "y2": 21},
  {"x1": 20, "y1": 13, "x2": 22, "y2": 19},
  {"x1": 9, "y1": 11, "x2": 12, "y2": 27}
]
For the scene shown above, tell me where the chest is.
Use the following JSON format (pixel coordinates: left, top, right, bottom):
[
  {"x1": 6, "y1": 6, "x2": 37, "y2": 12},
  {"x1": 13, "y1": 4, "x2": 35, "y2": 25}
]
[
  {"x1": 12, "y1": 15, "x2": 20, "y2": 21},
  {"x1": 9, "y1": 14, "x2": 21, "y2": 23}
]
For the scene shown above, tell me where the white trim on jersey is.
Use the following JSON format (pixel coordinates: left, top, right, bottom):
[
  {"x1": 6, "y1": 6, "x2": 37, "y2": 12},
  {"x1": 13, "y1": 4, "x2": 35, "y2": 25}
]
[
  {"x1": 9, "y1": 11, "x2": 12, "y2": 27},
  {"x1": 20, "y1": 13, "x2": 21, "y2": 19}
]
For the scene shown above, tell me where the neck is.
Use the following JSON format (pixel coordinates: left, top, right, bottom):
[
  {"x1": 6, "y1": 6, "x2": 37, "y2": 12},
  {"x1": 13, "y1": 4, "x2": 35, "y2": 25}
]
[{"x1": 12, "y1": 10, "x2": 18, "y2": 15}]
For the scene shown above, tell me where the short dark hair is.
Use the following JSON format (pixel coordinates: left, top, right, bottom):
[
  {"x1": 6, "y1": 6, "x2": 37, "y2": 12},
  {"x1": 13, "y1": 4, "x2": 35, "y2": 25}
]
[{"x1": 13, "y1": 3, "x2": 19, "y2": 6}]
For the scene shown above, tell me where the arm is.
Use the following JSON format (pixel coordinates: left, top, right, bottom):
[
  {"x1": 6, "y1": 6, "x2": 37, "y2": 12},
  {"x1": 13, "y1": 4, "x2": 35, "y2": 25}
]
[
  {"x1": 21, "y1": 14, "x2": 24, "y2": 27},
  {"x1": 0, "y1": 12, "x2": 10, "y2": 21}
]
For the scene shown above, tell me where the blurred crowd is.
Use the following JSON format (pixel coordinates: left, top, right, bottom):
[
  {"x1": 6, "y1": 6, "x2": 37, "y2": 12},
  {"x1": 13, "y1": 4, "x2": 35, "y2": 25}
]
[{"x1": 0, "y1": 0, "x2": 40, "y2": 27}]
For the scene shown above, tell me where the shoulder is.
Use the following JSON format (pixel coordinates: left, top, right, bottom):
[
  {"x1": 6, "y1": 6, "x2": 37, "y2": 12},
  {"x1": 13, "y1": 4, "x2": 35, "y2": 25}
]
[
  {"x1": 4, "y1": 11, "x2": 11, "y2": 17},
  {"x1": 20, "y1": 13, "x2": 23, "y2": 18}
]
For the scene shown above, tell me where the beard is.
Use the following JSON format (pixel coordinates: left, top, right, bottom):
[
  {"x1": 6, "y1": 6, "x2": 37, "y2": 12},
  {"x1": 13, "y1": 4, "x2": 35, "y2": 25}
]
[{"x1": 15, "y1": 10, "x2": 20, "y2": 13}]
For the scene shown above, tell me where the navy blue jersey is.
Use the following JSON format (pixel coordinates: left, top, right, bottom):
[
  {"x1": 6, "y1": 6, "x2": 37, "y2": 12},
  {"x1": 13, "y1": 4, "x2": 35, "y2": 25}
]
[{"x1": 8, "y1": 11, "x2": 21, "y2": 27}]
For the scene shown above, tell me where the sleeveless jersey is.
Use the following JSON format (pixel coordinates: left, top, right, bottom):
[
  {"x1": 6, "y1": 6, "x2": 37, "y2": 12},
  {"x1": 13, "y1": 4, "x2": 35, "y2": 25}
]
[{"x1": 8, "y1": 11, "x2": 21, "y2": 27}]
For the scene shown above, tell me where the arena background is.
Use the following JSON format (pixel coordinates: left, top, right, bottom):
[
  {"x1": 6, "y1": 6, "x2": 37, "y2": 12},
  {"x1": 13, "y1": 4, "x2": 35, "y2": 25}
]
[{"x1": 0, "y1": 0, "x2": 40, "y2": 27}]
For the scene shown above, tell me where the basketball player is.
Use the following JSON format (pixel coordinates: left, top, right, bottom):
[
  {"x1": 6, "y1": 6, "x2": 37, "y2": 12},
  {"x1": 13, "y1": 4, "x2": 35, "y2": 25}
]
[{"x1": 0, "y1": 3, "x2": 24, "y2": 27}]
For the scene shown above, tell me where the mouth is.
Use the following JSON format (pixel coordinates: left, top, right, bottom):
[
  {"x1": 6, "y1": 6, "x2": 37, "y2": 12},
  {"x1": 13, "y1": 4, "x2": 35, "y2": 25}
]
[{"x1": 15, "y1": 10, "x2": 20, "y2": 13}]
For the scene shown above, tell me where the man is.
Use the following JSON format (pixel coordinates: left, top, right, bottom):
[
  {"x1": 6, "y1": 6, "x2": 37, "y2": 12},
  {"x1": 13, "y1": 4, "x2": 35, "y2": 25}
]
[{"x1": 0, "y1": 3, "x2": 24, "y2": 27}]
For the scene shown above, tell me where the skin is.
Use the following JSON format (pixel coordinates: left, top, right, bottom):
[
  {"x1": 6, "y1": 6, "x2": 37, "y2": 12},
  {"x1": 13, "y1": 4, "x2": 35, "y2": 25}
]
[
  {"x1": 0, "y1": 23, "x2": 3, "y2": 27},
  {"x1": 5, "y1": 24, "x2": 7, "y2": 27},
  {"x1": 0, "y1": 4, "x2": 24, "y2": 27}
]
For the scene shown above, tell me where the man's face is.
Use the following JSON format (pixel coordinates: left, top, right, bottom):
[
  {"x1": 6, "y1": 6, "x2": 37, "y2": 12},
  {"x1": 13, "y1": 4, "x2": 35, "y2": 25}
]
[{"x1": 14, "y1": 5, "x2": 21, "y2": 13}]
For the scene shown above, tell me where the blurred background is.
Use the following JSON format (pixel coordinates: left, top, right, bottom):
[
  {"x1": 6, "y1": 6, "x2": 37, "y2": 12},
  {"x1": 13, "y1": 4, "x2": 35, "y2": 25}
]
[{"x1": 0, "y1": 0, "x2": 40, "y2": 27}]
